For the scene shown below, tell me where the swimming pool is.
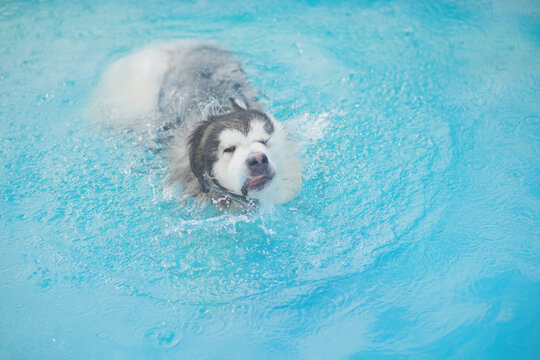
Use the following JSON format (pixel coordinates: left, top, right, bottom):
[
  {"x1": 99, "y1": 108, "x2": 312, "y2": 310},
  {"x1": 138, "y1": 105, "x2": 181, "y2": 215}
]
[{"x1": 1, "y1": 0, "x2": 539, "y2": 358}]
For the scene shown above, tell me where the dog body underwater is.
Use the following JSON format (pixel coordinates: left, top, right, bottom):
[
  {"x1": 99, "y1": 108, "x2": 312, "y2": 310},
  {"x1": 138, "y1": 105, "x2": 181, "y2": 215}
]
[{"x1": 92, "y1": 40, "x2": 302, "y2": 208}]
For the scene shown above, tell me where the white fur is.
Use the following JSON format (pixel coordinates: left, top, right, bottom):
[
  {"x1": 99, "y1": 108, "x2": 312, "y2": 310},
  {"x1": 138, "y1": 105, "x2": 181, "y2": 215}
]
[
  {"x1": 91, "y1": 41, "x2": 302, "y2": 207},
  {"x1": 213, "y1": 120, "x2": 291, "y2": 202},
  {"x1": 89, "y1": 46, "x2": 168, "y2": 128},
  {"x1": 254, "y1": 131, "x2": 302, "y2": 205},
  {"x1": 89, "y1": 40, "x2": 201, "y2": 129}
]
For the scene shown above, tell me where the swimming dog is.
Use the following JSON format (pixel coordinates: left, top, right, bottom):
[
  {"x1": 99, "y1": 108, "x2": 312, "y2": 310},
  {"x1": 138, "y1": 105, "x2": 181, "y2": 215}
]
[{"x1": 91, "y1": 40, "x2": 302, "y2": 209}]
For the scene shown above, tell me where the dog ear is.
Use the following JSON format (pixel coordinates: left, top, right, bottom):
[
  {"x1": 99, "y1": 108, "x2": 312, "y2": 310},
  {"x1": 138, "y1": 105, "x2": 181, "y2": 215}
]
[
  {"x1": 188, "y1": 123, "x2": 210, "y2": 193},
  {"x1": 229, "y1": 97, "x2": 248, "y2": 112}
]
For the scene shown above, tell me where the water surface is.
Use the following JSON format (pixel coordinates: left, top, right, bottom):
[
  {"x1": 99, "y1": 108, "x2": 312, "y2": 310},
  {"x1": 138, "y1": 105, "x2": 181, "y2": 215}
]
[{"x1": 1, "y1": 0, "x2": 539, "y2": 358}]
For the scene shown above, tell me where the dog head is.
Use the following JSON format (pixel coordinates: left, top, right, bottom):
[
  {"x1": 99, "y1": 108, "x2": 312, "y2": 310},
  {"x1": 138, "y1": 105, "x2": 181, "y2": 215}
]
[{"x1": 187, "y1": 101, "x2": 301, "y2": 205}]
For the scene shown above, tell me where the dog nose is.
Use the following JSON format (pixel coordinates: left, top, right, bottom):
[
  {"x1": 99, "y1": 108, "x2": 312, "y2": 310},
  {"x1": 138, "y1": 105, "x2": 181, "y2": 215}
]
[{"x1": 246, "y1": 152, "x2": 268, "y2": 174}]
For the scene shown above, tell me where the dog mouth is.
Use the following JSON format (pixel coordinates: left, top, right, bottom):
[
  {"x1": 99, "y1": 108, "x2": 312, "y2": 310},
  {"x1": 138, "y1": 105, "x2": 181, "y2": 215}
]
[{"x1": 241, "y1": 174, "x2": 274, "y2": 195}]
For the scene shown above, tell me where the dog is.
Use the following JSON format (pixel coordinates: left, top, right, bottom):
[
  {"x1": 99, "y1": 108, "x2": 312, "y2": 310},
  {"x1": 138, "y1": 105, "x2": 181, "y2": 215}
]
[{"x1": 91, "y1": 40, "x2": 302, "y2": 209}]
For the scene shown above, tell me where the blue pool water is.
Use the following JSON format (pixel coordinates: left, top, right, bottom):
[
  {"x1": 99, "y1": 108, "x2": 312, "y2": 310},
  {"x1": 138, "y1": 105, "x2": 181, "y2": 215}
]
[{"x1": 1, "y1": 0, "x2": 539, "y2": 358}]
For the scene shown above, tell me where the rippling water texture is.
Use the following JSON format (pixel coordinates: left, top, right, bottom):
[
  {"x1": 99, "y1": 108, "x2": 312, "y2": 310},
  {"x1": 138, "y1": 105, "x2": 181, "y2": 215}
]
[{"x1": 1, "y1": 0, "x2": 539, "y2": 358}]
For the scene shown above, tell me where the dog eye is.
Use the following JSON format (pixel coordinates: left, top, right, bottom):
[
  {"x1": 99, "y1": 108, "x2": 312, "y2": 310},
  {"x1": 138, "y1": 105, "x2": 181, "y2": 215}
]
[
  {"x1": 258, "y1": 139, "x2": 270, "y2": 146},
  {"x1": 223, "y1": 146, "x2": 236, "y2": 153}
]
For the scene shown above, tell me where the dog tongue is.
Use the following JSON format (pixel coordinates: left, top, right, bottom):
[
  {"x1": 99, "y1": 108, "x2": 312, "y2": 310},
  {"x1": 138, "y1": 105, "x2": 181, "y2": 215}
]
[{"x1": 246, "y1": 175, "x2": 265, "y2": 184}]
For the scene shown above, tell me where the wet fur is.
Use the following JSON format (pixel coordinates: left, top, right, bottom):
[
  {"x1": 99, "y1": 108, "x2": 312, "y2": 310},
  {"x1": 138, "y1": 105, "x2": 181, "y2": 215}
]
[{"x1": 91, "y1": 40, "x2": 301, "y2": 209}]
